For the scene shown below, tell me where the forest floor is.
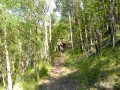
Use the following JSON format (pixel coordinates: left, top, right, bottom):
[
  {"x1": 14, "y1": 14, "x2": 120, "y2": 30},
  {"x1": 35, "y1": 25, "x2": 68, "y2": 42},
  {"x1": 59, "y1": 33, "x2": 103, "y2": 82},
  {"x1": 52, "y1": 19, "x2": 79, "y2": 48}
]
[
  {"x1": 39, "y1": 46, "x2": 120, "y2": 90},
  {"x1": 40, "y1": 53, "x2": 80, "y2": 90}
]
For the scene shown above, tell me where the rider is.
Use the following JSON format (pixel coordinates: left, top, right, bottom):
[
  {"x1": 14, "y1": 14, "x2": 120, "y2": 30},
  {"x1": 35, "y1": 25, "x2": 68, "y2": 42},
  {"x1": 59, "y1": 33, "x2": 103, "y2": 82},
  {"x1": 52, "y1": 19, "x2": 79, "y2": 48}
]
[{"x1": 57, "y1": 39, "x2": 62, "y2": 52}]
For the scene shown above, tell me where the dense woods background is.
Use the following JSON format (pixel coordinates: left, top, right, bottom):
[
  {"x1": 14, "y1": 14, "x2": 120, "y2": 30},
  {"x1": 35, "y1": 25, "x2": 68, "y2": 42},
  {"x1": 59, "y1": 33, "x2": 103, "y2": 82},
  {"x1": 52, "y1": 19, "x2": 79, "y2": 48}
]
[{"x1": 0, "y1": 0, "x2": 120, "y2": 90}]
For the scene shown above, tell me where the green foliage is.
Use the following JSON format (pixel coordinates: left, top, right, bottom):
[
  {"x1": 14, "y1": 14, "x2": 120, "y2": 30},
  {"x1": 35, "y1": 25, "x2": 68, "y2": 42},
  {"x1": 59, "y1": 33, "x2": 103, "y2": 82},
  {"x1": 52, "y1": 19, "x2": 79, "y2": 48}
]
[
  {"x1": 22, "y1": 81, "x2": 37, "y2": 90},
  {"x1": 39, "y1": 60, "x2": 51, "y2": 79},
  {"x1": 0, "y1": 86, "x2": 5, "y2": 90},
  {"x1": 17, "y1": 60, "x2": 51, "y2": 90},
  {"x1": 0, "y1": 0, "x2": 119, "y2": 89},
  {"x1": 52, "y1": 19, "x2": 69, "y2": 52},
  {"x1": 66, "y1": 46, "x2": 120, "y2": 89}
]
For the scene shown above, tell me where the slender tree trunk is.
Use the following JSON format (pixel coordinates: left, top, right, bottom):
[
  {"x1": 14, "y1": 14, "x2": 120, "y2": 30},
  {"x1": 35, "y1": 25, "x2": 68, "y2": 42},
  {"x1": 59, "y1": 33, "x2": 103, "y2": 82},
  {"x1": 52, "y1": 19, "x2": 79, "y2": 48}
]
[
  {"x1": 44, "y1": 16, "x2": 49, "y2": 59},
  {"x1": 78, "y1": 19, "x2": 84, "y2": 52},
  {"x1": 95, "y1": 29, "x2": 101, "y2": 54},
  {"x1": 90, "y1": 28, "x2": 93, "y2": 52},
  {"x1": 83, "y1": 15, "x2": 89, "y2": 52},
  {"x1": 3, "y1": 17, "x2": 12, "y2": 90},
  {"x1": 49, "y1": 14, "x2": 52, "y2": 61},
  {"x1": 85, "y1": 27, "x2": 88, "y2": 52},
  {"x1": 69, "y1": 12, "x2": 73, "y2": 49},
  {"x1": 110, "y1": 0, "x2": 116, "y2": 51}
]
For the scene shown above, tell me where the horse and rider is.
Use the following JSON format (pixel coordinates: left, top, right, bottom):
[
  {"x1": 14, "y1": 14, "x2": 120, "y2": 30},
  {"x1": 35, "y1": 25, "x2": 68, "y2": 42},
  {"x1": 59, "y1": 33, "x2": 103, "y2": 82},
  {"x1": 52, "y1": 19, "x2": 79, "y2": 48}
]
[{"x1": 56, "y1": 39, "x2": 67, "y2": 52}]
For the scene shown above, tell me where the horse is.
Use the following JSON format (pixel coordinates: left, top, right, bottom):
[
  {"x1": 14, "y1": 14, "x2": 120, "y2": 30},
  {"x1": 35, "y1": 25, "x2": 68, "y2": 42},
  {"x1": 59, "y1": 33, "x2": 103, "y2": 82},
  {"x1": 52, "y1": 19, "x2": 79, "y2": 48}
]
[{"x1": 56, "y1": 43, "x2": 67, "y2": 52}]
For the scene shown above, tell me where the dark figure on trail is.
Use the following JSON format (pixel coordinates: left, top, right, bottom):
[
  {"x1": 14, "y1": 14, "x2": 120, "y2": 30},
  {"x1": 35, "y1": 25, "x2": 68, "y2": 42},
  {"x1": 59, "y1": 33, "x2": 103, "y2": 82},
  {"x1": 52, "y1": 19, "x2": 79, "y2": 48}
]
[
  {"x1": 56, "y1": 39, "x2": 67, "y2": 52},
  {"x1": 61, "y1": 43, "x2": 66, "y2": 52},
  {"x1": 57, "y1": 39, "x2": 62, "y2": 52}
]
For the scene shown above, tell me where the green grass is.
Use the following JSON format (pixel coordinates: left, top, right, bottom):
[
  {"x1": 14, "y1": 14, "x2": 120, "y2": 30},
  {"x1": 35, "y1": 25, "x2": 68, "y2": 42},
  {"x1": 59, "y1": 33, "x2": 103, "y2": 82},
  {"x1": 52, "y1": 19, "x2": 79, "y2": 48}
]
[
  {"x1": 39, "y1": 60, "x2": 51, "y2": 79},
  {"x1": 0, "y1": 58, "x2": 52, "y2": 90},
  {"x1": 66, "y1": 47, "x2": 120, "y2": 89},
  {"x1": 12, "y1": 60, "x2": 51, "y2": 90},
  {"x1": 23, "y1": 60, "x2": 51, "y2": 90}
]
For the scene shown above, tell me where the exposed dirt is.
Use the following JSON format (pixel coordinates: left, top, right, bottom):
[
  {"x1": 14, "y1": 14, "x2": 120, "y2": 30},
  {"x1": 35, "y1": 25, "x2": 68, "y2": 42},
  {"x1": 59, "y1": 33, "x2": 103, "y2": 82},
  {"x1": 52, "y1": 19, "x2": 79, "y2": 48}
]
[{"x1": 40, "y1": 53, "x2": 80, "y2": 90}]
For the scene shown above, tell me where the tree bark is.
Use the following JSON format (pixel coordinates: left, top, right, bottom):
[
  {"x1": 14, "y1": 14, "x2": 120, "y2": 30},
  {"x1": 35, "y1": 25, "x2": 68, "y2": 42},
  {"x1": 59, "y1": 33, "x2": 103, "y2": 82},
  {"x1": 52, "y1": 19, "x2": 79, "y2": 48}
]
[
  {"x1": 85, "y1": 26, "x2": 89, "y2": 52},
  {"x1": 49, "y1": 14, "x2": 52, "y2": 61},
  {"x1": 110, "y1": 0, "x2": 116, "y2": 51},
  {"x1": 90, "y1": 28, "x2": 93, "y2": 52},
  {"x1": 78, "y1": 19, "x2": 84, "y2": 52},
  {"x1": 3, "y1": 16, "x2": 12, "y2": 90},
  {"x1": 44, "y1": 15, "x2": 49, "y2": 59},
  {"x1": 69, "y1": 12, "x2": 73, "y2": 49}
]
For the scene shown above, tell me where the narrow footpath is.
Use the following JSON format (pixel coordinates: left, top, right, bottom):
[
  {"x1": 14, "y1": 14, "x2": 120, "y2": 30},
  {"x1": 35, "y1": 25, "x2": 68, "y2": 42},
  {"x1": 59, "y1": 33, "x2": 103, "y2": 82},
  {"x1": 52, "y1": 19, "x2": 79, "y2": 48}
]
[{"x1": 40, "y1": 53, "x2": 80, "y2": 90}]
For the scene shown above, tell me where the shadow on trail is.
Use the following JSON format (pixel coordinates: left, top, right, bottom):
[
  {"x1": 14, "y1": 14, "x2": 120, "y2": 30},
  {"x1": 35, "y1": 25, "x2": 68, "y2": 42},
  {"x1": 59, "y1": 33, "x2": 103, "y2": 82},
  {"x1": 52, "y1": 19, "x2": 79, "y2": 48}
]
[
  {"x1": 39, "y1": 71, "x2": 81, "y2": 90},
  {"x1": 38, "y1": 66, "x2": 120, "y2": 90},
  {"x1": 37, "y1": 53, "x2": 81, "y2": 90},
  {"x1": 37, "y1": 52, "x2": 120, "y2": 90}
]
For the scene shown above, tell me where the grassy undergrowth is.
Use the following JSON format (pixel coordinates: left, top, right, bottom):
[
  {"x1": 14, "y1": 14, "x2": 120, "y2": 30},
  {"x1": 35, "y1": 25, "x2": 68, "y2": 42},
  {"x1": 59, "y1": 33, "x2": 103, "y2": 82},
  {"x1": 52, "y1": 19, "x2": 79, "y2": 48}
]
[
  {"x1": 22, "y1": 60, "x2": 51, "y2": 90},
  {"x1": 66, "y1": 47, "x2": 120, "y2": 89},
  {"x1": 11, "y1": 60, "x2": 51, "y2": 90},
  {"x1": 1, "y1": 55, "x2": 55, "y2": 90}
]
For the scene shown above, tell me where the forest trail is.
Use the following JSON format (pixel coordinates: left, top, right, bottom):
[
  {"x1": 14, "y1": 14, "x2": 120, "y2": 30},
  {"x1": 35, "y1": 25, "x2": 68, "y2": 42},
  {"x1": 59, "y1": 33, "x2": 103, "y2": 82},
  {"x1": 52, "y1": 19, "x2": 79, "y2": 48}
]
[{"x1": 40, "y1": 53, "x2": 80, "y2": 90}]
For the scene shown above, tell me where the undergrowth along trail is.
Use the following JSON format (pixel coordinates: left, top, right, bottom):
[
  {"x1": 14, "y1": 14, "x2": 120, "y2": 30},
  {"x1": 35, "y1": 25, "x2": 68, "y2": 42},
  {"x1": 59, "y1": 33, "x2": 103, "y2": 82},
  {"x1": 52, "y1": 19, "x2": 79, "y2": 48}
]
[{"x1": 40, "y1": 53, "x2": 79, "y2": 90}]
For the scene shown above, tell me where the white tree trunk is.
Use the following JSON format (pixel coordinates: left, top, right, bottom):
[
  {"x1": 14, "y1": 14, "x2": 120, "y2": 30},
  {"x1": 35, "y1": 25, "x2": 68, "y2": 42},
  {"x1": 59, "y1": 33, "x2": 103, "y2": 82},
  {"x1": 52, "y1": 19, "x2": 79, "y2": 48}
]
[
  {"x1": 3, "y1": 17, "x2": 12, "y2": 90},
  {"x1": 110, "y1": 0, "x2": 115, "y2": 51},
  {"x1": 69, "y1": 13, "x2": 73, "y2": 48},
  {"x1": 44, "y1": 16, "x2": 49, "y2": 59},
  {"x1": 78, "y1": 19, "x2": 84, "y2": 52},
  {"x1": 90, "y1": 28, "x2": 93, "y2": 52},
  {"x1": 85, "y1": 27, "x2": 88, "y2": 52},
  {"x1": 49, "y1": 15, "x2": 51, "y2": 50}
]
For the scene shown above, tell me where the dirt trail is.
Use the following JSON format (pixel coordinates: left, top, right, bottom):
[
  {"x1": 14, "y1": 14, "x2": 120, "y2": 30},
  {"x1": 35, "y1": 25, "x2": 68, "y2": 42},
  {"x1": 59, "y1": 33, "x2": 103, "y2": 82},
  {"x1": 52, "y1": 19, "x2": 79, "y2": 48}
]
[{"x1": 40, "y1": 53, "x2": 79, "y2": 90}]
